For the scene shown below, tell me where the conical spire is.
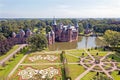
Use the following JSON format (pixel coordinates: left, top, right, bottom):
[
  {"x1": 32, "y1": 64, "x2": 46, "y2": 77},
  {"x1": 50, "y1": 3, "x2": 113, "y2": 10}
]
[
  {"x1": 52, "y1": 17, "x2": 57, "y2": 25},
  {"x1": 75, "y1": 21, "x2": 79, "y2": 28}
]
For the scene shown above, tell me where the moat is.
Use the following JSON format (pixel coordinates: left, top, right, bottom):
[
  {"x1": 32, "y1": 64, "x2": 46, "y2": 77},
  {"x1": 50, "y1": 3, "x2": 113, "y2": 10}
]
[{"x1": 48, "y1": 36, "x2": 106, "y2": 51}]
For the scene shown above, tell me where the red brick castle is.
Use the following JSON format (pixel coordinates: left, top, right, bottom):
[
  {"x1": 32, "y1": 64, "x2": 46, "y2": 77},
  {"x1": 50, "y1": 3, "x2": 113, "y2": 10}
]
[{"x1": 47, "y1": 18, "x2": 79, "y2": 45}]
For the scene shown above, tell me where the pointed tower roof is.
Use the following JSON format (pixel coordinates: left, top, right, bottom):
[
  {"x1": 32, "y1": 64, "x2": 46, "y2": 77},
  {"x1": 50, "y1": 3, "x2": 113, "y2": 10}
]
[
  {"x1": 67, "y1": 24, "x2": 72, "y2": 29},
  {"x1": 75, "y1": 21, "x2": 79, "y2": 28},
  {"x1": 52, "y1": 17, "x2": 57, "y2": 25},
  {"x1": 86, "y1": 22, "x2": 89, "y2": 29},
  {"x1": 12, "y1": 32, "x2": 16, "y2": 38}
]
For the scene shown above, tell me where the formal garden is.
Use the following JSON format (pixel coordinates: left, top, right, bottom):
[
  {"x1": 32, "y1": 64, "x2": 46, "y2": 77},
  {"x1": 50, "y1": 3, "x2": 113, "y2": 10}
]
[{"x1": 7, "y1": 47, "x2": 120, "y2": 80}]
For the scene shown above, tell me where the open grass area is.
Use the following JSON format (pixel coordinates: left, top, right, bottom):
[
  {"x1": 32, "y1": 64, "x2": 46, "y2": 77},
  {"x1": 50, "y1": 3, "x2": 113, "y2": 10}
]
[
  {"x1": 89, "y1": 49, "x2": 108, "y2": 57},
  {"x1": 108, "y1": 54, "x2": 120, "y2": 62},
  {"x1": 111, "y1": 71, "x2": 120, "y2": 80},
  {"x1": 0, "y1": 45, "x2": 19, "y2": 61},
  {"x1": 68, "y1": 64, "x2": 85, "y2": 80},
  {"x1": 65, "y1": 54, "x2": 79, "y2": 62},
  {"x1": 0, "y1": 53, "x2": 24, "y2": 79},
  {"x1": 67, "y1": 49, "x2": 88, "y2": 57},
  {"x1": 81, "y1": 72, "x2": 96, "y2": 80}
]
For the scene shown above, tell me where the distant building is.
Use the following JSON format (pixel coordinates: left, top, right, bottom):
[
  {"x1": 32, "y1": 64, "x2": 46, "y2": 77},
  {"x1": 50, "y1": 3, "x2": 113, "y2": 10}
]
[
  {"x1": 84, "y1": 22, "x2": 91, "y2": 34},
  {"x1": 11, "y1": 29, "x2": 32, "y2": 44},
  {"x1": 47, "y1": 18, "x2": 79, "y2": 44}
]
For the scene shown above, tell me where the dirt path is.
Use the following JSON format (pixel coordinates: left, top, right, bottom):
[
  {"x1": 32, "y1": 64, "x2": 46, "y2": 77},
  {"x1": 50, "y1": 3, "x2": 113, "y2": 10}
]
[
  {"x1": 0, "y1": 44, "x2": 27, "y2": 66},
  {"x1": 75, "y1": 65, "x2": 96, "y2": 80},
  {"x1": 84, "y1": 49, "x2": 95, "y2": 60},
  {"x1": 8, "y1": 54, "x2": 28, "y2": 77}
]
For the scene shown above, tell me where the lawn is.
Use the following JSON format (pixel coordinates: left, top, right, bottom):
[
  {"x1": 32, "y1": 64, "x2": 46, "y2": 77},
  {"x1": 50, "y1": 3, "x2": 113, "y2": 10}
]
[
  {"x1": 0, "y1": 45, "x2": 19, "y2": 61},
  {"x1": 81, "y1": 72, "x2": 96, "y2": 80},
  {"x1": 68, "y1": 64, "x2": 85, "y2": 80},
  {"x1": 0, "y1": 53, "x2": 24, "y2": 79},
  {"x1": 66, "y1": 49, "x2": 88, "y2": 58},
  {"x1": 108, "y1": 54, "x2": 120, "y2": 62},
  {"x1": 65, "y1": 54, "x2": 79, "y2": 62},
  {"x1": 111, "y1": 71, "x2": 120, "y2": 80},
  {"x1": 89, "y1": 49, "x2": 108, "y2": 57}
]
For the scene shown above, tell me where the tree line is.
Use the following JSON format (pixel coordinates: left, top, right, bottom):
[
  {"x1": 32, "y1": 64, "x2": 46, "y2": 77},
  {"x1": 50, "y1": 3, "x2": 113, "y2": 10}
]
[{"x1": 0, "y1": 18, "x2": 120, "y2": 54}]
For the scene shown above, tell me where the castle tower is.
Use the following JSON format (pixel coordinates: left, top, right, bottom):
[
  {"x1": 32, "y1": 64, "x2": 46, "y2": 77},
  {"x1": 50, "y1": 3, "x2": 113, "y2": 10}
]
[
  {"x1": 19, "y1": 29, "x2": 25, "y2": 38},
  {"x1": 75, "y1": 21, "x2": 79, "y2": 30},
  {"x1": 50, "y1": 30, "x2": 55, "y2": 44},
  {"x1": 75, "y1": 22, "x2": 79, "y2": 40},
  {"x1": 12, "y1": 32, "x2": 16, "y2": 38},
  {"x1": 84, "y1": 22, "x2": 90, "y2": 34},
  {"x1": 47, "y1": 32, "x2": 51, "y2": 44},
  {"x1": 67, "y1": 24, "x2": 72, "y2": 42},
  {"x1": 26, "y1": 28, "x2": 32, "y2": 37},
  {"x1": 52, "y1": 17, "x2": 57, "y2": 31}
]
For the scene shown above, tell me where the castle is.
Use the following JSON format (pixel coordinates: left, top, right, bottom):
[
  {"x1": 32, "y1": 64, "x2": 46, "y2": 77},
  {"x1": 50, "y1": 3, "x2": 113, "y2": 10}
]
[
  {"x1": 11, "y1": 29, "x2": 32, "y2": 44},
  {"x1": 11, "y1": 18, "x2": 79, "y2": 45},
  {"x1": 47, "y1": 18, "x2": 79, "y2": 45}
]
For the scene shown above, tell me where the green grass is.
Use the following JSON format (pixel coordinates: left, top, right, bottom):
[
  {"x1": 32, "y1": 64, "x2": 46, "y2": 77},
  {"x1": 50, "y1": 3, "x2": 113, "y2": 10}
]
[
  {"x1": 81, "y1": 72, "x2": 96, "y2": 80},
  {"x1": 111, "y1": 71, "x2": 120, "y2": 80},
  {"x1": 0, "y1": 53, "x2": 24, "y2": 79},
  {"x1": 89, "y1": 49, "x2": 108, "y2": 57},
  {"x1": 68, "y1": 64, "x2": 85, "y2": 80},
  {"x1": 0, "y1": 45, "x2": 19, "y2": 61},
  {"x1": 108, "y1": 54, "x2": 120, "y2": 62},
  {"x1": 65, "y1": 54, "x2": 79, "y2": 62}
]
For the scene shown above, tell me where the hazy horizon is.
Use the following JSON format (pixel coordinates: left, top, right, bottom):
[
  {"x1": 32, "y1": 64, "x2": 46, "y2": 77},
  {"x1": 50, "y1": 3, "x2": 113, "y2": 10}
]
[{"x1": 0, "y1": 0, "x2": 120, "y2": 18}]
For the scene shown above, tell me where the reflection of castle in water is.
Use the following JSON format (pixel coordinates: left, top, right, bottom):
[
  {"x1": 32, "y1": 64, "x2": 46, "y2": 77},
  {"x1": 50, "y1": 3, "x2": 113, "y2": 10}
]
[
  {"x1": 85, "y1": 37, "x2": 88, "y2": 48},
  {"x1": 48, "y1": 37, "x2": 82, "y2": 51},
  {"x1": 49, "y1": 36, "x2": 106, "y2": 51},
  {"x1": 48, "y1": 41, "x2": 78, "y2": 51}
]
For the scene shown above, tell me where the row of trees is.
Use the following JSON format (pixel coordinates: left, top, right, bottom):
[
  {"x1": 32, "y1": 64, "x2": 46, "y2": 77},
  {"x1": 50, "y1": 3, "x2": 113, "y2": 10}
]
[
  {"x1": 1, "y1": 18, "x2": 120, "y2": 39},
  {"x1": 60, "y1": 51, "x2": 71, "y2": 80},
  {"x1": 0, "y1": 38, "x2": 16, "y2": 55}
]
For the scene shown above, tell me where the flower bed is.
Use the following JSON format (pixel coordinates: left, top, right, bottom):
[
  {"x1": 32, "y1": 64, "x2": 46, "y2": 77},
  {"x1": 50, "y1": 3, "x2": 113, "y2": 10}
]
[
  {"x1": 28, "y1": 55, "x2": 58, "y2": 62},
  {"x1": 18, "y1": 67, "x2": 59, "y2": 79}
]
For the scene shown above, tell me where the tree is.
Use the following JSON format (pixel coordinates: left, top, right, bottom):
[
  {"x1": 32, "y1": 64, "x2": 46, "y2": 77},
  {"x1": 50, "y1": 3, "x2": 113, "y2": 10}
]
[
  {"x1": 27, "y1": 34, "x2": 48, "y2": 51},
  {"x1": 0, "y1": 33, "x2": 6, "y2": 41},
  {"x1": 104, "y1": 30, "x2": 120, "y2": 47},
  {"x1": 78, "y1": 23, "x2": 84, "y2": 33},
  {"x1": 46, "y1": 25, "x2": 52, "y2": 34}
]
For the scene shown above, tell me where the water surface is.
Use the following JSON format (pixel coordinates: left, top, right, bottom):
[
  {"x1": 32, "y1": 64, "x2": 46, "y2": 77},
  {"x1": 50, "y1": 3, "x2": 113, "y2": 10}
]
[{"x1": 48, "y1": 36, "x2": 106, "y2": 51}]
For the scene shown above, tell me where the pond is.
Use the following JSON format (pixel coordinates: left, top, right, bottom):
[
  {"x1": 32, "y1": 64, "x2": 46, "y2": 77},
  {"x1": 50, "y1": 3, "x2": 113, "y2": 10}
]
[{"x1": 48, "y1": 36, "x2": 106, "y2": 51}]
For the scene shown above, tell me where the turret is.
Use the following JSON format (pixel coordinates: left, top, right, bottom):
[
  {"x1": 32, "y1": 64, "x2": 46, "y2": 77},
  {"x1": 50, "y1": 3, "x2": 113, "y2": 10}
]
[
  {"x1": 52, "y1": 17, "x2": 57, "y2": 31},
  {"x1": 19, "y1": 29, "x2": 25, "y2": 38},
  {"x1": 50, "y1": 30, "x2": 55, "y2": 44},
  {"x1": 75, "y1": 22, "x2": 79, "y2": 30},
  {"x1": 12, "y1": 32, "x2": 16, "y2": 38},
  {"x1": 84, "y1": 22, "x2": 90, "y2": 34},
  {"x1": 67, "y1": 24, "x2": 72, "y2": 42},
  {"x1": 26, "y1": 28, "x2": 32, "y2": 37}
]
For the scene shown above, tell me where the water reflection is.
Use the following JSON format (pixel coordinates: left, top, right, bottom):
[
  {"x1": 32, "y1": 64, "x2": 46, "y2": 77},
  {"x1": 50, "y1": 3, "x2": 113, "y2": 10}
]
[{"x1": 48, "y1": 36, "x2": 106, "y2": 51}]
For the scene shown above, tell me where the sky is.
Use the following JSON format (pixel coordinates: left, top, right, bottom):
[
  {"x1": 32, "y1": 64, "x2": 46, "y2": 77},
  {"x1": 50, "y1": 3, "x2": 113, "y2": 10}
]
[{"x1": 0, "y1": 0, "x2": 120, "y2": 18}]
